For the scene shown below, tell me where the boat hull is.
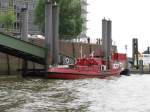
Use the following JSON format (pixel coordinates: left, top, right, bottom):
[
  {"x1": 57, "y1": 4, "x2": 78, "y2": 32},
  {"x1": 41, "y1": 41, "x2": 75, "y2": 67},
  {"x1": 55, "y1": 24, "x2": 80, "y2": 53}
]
[{"x1": 47, "y1": 68, "x2": 121, "y2": 79}]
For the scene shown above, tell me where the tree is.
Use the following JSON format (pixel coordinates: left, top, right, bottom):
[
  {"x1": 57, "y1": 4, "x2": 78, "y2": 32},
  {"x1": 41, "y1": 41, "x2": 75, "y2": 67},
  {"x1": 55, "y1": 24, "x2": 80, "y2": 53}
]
[
  {"x1": 34, "y1": 0, "x2": 45, "y2": 34},
  {"x1": 0, "y1": 7, "x2": 16, "y2": 32},
  {"x1": 34, "y1": 0, "x2": 83, "y2": 39}
]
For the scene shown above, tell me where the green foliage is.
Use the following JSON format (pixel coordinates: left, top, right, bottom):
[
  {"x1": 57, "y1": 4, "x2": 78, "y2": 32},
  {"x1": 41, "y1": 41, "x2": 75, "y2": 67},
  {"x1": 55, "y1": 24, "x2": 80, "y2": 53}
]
[
  {"x1": 0, "y1": 8, "x2": 16, "y2": 32},
  {"x1": 35, "y1": 0, "x2": 83, "y2": 39},
  {"x1": 34, "y1": 0, "x2": 45, "y2": 33}
]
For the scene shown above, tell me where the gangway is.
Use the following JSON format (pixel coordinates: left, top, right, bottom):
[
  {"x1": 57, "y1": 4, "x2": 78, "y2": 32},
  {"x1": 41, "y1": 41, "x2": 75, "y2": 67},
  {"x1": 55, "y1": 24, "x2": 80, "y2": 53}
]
[{"x1": 0, "y1": 33, "x2": 46, "y2": 65}]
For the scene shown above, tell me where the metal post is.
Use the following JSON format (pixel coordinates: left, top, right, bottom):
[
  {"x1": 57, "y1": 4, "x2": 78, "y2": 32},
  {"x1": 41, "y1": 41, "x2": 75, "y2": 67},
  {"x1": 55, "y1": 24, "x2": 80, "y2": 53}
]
[
  {"x1": 89, "y1": 44, "x2": 92, "y2": 55},
  {"x1": 72, "y1": 42, "x2": 75, "y2": 58},
  {"x1": 52, "y1": 3, "x2": 59, "y2": 65},
  {"x1": 87, "y1": 37, "x2": 90, "y2": 44},
  {"x1": 45, "y1": 0, "x2": 53, "y2": 69},
  {"x1": 87, "y1": 37, "x2": 91, "y2": 54},
  {"x1": 20, "y1": 7, "x2": 28, "y2": 76}
]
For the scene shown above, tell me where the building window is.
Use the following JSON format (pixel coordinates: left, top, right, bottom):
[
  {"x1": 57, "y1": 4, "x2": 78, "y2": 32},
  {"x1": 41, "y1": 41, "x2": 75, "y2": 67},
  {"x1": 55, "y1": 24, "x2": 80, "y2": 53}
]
[
  {"x1": 17, "y1": 12, "x2": 20, "y2": 19},
  {"x1": 14, "y1": 22, "x2": 20, "y2": 29},
  {"x1": 1, "y1": 24, "x2": 4, "y2": 28},
  {"x1": 14, "y1": 5, "x2": 16, "y2": 9},
  {"x1": 1, "y1": 2, "x2": 8, "y2": 8}
]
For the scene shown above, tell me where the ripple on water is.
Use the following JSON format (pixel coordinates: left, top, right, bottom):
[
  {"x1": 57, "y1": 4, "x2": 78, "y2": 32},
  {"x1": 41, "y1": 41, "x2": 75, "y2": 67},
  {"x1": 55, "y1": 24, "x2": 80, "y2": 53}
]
[{"x1": 1, "y1": 74, "x2": 150, "y2": 112}]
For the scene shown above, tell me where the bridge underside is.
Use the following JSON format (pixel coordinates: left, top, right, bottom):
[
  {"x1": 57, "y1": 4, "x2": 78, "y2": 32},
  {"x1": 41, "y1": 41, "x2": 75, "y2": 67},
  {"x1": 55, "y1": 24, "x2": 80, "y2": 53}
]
[
  {"x1": 0, "y1": 44, "x2": 46, "y2": 65},
  {"x1": 0, "y1": 33, "x2": 46, "y2": 65}
]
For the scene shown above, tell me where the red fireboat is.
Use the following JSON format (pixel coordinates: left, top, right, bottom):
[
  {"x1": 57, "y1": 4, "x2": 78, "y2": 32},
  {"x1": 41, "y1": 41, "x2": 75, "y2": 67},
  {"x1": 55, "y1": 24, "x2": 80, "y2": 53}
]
[
  {"x1": 47, "y1": 18, "x2": 128, "y2": 79},
  {"x1": 47, "y1": 53, "x2": 127, "y2": 79}
]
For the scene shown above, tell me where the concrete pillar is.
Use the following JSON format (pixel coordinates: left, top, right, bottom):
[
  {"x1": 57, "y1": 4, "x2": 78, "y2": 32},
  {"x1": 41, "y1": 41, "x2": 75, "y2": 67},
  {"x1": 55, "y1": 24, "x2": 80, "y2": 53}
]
[
  {"x1": 102, "y1": 18, "x2": 112, "y2": 69},
  {"x1": 102, "y1": 18, "x2": 108, "y2": 58},
  {"x1": 20, "y1": 8, "x2": 28, "y2": 76},
  {"x1": 132, "y1": 38, "x2": 139, "y2": 69},
  {"x1": 52, "y1": 3, "x2": 59, "y2": 65},
  {"x1": 20, "y1": 8, "x2": 28, "y2": 41},
  {"x1": 125, "y1": 54, "x2": 128, "y2": 69},
  {"x1": 139, "y1": 59, "x2": 143, "y2": 74},
  {"x1": 107, "y1": 20, "x2": 112, "y2": 60},
  {"x1": 22, "y1": 60, "x2": 28, "y2": 77},
  {"x1": 45, "y1": 1, "x2": 53, "y2": 69}
]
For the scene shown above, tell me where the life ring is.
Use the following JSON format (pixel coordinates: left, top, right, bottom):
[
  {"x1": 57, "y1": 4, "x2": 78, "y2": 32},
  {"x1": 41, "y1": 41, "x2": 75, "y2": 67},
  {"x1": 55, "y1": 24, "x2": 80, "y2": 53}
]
[{"x1": 64, "y1": 58, "x2": 70, "y2": 64}]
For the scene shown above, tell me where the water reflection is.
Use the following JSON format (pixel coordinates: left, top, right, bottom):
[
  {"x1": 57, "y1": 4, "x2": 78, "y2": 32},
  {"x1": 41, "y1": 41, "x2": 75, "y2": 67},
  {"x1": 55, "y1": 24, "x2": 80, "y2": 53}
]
[{"x1": 0, "y1": 75, "x2": 150, "y2": 112}]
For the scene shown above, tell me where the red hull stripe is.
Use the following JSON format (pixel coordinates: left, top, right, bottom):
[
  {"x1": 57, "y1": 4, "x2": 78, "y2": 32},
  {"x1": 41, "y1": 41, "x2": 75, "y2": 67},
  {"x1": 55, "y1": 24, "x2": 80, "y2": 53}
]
[{"x1": 47, "y1": 71, "x2": 120, "y2": 79}]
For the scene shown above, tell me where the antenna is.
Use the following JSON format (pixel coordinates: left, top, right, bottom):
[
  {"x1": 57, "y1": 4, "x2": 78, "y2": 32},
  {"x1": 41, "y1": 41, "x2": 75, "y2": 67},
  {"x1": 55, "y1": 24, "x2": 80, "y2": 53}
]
[{"x1": 80, "y1": 45, "x2": 83, "y2": 58}]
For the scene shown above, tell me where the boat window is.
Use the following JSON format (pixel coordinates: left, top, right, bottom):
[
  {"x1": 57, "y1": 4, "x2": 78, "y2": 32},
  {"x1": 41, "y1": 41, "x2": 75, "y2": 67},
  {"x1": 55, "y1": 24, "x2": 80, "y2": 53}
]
[{"x1": 101, "y1": 65, "x2": 106, "y2": 71}]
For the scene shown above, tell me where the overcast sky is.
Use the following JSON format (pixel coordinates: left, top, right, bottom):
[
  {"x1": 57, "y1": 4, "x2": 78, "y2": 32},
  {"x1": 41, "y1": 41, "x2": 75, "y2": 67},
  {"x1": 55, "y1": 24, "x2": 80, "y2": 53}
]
[{"x1": 87, "y1": 0, "x2": 150, "y2": 57}]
